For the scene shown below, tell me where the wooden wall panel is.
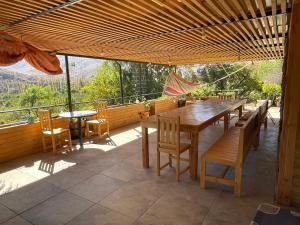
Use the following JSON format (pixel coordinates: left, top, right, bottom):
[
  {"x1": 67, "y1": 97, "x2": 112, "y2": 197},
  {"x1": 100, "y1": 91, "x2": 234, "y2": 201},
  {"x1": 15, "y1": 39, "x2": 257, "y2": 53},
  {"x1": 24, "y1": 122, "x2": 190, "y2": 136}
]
[
  {"x1": 107, "y1": 103, "x2": 144, "y2": 130},
  {"x1": 0, "y1": 117, "x2": 69, "y2": 163},
  {"x1": 154, "y1": 98, "x2": 178, "y2": 114},
  {"x1": 0, "y1": 104, "x2": 144, "y2": 163}
]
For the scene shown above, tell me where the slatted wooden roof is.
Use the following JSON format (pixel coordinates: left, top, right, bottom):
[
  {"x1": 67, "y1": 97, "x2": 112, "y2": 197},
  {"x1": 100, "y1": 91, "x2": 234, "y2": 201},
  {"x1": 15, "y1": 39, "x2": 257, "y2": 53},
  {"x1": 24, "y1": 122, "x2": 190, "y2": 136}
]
[{"x1": 0, "y1": 0, "x2": 292, "y2": 65}]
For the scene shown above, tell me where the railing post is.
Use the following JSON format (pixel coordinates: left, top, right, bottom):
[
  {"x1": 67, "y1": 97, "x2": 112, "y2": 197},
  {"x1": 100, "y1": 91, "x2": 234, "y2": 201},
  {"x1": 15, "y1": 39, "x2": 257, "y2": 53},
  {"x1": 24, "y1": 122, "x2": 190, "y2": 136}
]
[
  {"x1": 139, "y1": 63, "x2": 142, "y2": 100},
  {"x1": 116, "y1": 61, "x2": 124, "y2": 104},
  {"x1": 65, "y1": 55, "x2": 73, "y2": 112}
]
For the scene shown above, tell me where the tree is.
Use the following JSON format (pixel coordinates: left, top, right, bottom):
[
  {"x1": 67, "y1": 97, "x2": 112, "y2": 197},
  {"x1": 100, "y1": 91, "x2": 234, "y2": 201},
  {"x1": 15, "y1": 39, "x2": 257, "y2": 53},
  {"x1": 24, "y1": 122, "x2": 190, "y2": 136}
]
[
  {"x1": 81, "y1": 61, "x2": 121, "y2": 103},
  {"x1": 19, "y1": 85, "x2": 56, "y2": 107}
]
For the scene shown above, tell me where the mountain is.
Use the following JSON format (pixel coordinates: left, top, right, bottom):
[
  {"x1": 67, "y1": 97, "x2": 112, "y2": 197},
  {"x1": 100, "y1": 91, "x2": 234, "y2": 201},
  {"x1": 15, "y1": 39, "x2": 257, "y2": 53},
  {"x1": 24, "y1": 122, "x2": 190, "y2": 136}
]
[{"x1": 1, "y1": 56, "x2": 103, "y2": 79}]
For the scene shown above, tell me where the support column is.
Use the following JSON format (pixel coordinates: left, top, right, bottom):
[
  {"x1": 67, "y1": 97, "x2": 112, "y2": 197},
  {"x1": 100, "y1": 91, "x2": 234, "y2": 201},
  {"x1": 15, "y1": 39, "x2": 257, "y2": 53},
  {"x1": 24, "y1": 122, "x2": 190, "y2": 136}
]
[
  {"x1": 64, "y1": 55, "x2": 72, "y2": 112},
  {"x1": 277, "y1": 0, "x2": 300, "y2": 206},
  {"x1": 116, "y1": 61, "x2": 124, "y2": 104}
]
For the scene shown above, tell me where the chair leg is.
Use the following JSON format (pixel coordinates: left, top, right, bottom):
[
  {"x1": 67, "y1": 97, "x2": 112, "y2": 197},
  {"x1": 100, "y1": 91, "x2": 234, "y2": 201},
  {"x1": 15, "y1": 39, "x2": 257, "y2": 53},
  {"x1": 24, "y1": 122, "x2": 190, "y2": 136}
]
[
  {"x1": 98, "y1": 125, "x2": 102, "y2": 138},
  {"x1": 264, "y1": 118, "x2": 268, "y2": 129},
  {"x1": 200, "y1": 158, "x2": 206, "y2": 188},
  {"x1": 68, "y1": 130, "x2": 73, "y2": 151},
  {"x1": 189, "y1": 148, "x2": 192, "y2": 175},
  {"x1": 157, "y1": 150, "x2": 160, "y2": 176},
  {"x1": 168, "y1": 154, "x2": 172, "y2": 168},
  {"x1": 107, "y1": 122, "x2": 110, "y2": 136},
  {"x1": 85, "y1": 123, "x2": 89, "y2": 137},
  {"x1": 51, "y1": 135, "x2": 57, "y2": 153},
  {"x1": 41, "y1": 135, "x2": 47, "y2": 152},
  {"x1": 176, "y1": 154, "x2": 180, "y2": 182},
  {"x1": 234, "y1": 166, "x2": 242, "y2": 197}
]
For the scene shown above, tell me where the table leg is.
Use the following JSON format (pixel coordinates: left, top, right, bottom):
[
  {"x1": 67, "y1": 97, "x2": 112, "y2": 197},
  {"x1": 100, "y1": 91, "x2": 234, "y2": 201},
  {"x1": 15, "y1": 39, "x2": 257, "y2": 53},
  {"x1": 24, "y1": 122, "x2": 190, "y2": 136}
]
[
  {"x1": 238, "y1": 105, "x2": 243, "y2": 118},
  {"x1": 142, "y1": 126, "x2": 149, "y2": 168},
  {"x1": 190, "y1": 130, "x2": 199, "y2": 180},
  {"x1": 77, "y1": 118, "x2": 83, "y2": 149},
  {"x1": 224, "y1": 113, "x2": 229, "y2": 132}
]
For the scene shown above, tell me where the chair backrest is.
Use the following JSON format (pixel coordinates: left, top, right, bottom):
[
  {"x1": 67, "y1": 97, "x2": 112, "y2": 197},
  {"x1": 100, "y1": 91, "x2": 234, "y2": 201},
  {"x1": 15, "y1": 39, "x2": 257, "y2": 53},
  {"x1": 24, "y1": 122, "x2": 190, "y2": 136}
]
[
  {"x1": 38, "y1": 110, "x2": 53, "y2": 132},
  {"x1": 219, "y1": 95, "x2": 235, "y2": 100},
  {"x1": 258, "y1": 100, "x2": 268, "y2": 123},
  {"x1": 96, "y1": 101, "x2": 108, "y2": 120},
  {"x1": 237, "y1": 109, "x2": 260, "y2": 164},
  {"x1": 157, "y1": 115, "x2": 180, "y2": 152}
]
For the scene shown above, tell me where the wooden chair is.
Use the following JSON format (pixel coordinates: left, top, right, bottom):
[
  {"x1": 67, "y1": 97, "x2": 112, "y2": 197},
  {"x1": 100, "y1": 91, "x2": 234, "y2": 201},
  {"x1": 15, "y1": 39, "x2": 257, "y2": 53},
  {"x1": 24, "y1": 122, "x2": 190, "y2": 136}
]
[
  {"x1": 156, "y1": 115, "x2": 193, "y2": 181},
  {"x1": 85, "y1": 101, "x2": 109, "y2": 138},
  {"x1": 200, "y1": 109, "x2": 260, "y2": 197},
  {"x1": 39, "y1": 110, "x2": 72, "y2": 153}
]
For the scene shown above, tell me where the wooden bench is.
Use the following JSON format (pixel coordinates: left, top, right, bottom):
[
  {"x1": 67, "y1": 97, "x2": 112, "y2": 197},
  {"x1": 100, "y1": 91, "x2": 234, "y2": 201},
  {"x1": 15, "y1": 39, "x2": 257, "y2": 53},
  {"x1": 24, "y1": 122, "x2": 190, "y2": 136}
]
[{"x1": 200, "y1": 109, "x2": 260, "y2": 197}]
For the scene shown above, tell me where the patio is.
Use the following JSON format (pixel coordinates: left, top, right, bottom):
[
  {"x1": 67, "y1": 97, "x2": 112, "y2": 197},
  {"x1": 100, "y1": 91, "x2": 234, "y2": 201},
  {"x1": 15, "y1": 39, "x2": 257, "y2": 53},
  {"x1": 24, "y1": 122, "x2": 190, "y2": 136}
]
[{"x1": 0, "y1": 107, "x2": 279, "y2": 225}]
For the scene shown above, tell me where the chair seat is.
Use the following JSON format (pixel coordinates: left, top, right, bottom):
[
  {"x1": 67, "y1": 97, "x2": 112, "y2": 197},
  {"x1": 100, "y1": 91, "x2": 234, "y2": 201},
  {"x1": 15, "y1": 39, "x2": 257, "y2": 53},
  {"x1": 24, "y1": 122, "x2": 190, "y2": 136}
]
[
  {"x1": 158, "y1": 141, "x2": 191, "y2": 154},
  {"x1": 86, "y1": 119, "x2": 107, "y2": 124},
  {"x1": 43, "y1": 128, "x2": 69, "y2": 135}
]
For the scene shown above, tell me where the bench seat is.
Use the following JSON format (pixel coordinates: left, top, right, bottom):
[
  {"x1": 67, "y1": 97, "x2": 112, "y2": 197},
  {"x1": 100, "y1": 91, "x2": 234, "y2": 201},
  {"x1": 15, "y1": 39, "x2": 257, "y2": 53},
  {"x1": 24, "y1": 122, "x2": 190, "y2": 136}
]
[{"x1": 204, "y1": 127, "x2": 240, "y2": 166}]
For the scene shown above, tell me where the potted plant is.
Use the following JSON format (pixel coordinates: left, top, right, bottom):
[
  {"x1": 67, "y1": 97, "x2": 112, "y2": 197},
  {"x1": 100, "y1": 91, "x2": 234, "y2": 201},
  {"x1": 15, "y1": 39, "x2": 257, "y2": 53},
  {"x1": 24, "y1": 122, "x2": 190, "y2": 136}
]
[
  {"x1": 178, "y1": 95, "x2": 186, "y2": 107},
  {"x1": 139, "y1": 97, "x2": 151, "y2": 120}
]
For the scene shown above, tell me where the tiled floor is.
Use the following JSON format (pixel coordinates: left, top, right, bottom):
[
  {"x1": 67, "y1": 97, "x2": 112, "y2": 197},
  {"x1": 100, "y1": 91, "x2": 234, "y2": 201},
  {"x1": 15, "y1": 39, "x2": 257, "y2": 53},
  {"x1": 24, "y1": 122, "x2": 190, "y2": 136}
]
[{"x1": 0, "y1": 107, "x2": 280, "y2": 225}]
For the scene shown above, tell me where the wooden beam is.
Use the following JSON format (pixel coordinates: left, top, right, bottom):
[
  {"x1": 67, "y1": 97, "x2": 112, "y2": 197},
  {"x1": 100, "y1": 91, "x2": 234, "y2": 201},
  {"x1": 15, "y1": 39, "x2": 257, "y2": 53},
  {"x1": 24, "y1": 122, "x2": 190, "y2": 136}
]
[{"x1": 277, "y1": 0, "x2": 300, "y2": 206}]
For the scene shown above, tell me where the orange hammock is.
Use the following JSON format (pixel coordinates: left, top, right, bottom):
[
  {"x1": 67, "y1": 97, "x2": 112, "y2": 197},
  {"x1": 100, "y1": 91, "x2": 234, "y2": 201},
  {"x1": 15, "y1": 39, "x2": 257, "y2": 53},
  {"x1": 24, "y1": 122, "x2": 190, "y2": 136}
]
[
  {"x1": 0, "y1": 31, "x2": 62, "y2": 75},
  {"x1": 163, "y1": 71, "x2": 201, "y2": 96}
]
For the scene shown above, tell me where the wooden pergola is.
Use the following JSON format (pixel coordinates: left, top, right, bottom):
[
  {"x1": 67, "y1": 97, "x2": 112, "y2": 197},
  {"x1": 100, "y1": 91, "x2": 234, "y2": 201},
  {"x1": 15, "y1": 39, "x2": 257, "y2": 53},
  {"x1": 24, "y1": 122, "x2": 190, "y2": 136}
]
[
  {"x1": 0, "y1": 0, "x2": 291, "y2": 64},
  {"x1": 1, "y1": 0, "x2": 300, "y2": 207}
]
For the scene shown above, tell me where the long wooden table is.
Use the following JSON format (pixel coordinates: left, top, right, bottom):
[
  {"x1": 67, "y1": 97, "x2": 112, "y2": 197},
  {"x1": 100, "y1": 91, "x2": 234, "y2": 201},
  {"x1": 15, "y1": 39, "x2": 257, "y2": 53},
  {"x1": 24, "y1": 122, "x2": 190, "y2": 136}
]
[{"x1": 141, "y1": 99, "x2": 247, "y2": 180}]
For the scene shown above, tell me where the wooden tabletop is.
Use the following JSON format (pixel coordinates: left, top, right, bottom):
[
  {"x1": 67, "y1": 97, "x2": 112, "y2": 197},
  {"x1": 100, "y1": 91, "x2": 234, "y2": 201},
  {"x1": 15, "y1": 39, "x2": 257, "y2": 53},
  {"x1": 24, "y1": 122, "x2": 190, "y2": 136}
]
[{"x1": 141, "y1": 99, "x2": 246, "y2": 130}]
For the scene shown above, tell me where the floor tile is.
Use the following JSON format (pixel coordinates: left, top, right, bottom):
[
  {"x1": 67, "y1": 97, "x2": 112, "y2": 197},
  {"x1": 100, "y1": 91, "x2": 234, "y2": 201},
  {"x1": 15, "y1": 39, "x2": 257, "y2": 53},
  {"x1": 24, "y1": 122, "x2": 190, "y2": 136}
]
[
  {"x1": 102, "y1": 163, "x2": 144, "y2": 182},
  {"x1": 100, "y1": 178, "x2": 175, "y2": 219},
  {"x1": 0, "y1": 181, "x2": 62, "y2": 213},
  {"x1": 22, "y1": 191, "x2": 93, "y2": 225},
  {"x1": 139, "y1": 184, "x2": 219, "y2": 225},
  {"x1": 69, "y1": 174, "x2": 124, "y2": 202},
  {"x1": 0, "y1": 170, "x2": 37, "y2": 196},
  {"x1": 0, "y1": 204, "x2": 16, "y2": 224},
  {"x1": 66, "y1": 204, "x2": 135, "y2": 225},
  {"x1": 1, "y1": 216, "x2": 32, "y2": 225},
  {"x1": 46, "y1": 166, "x2": 95, "y2": 189}
]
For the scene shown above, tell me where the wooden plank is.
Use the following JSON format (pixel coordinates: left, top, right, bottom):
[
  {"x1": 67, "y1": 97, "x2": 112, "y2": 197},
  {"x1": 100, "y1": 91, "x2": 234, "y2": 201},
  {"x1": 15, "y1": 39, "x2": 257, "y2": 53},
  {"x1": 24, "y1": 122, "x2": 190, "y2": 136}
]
[{"x1": 277, "y1": 0, "x2": 300, "y2": 206}]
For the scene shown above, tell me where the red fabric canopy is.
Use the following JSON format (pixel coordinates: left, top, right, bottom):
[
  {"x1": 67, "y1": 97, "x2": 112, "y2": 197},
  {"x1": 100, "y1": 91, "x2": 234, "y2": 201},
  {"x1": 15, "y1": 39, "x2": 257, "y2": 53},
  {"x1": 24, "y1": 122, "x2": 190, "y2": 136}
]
[{"x1": 0, "y1": 31, "x2": 62, "y2": 75}]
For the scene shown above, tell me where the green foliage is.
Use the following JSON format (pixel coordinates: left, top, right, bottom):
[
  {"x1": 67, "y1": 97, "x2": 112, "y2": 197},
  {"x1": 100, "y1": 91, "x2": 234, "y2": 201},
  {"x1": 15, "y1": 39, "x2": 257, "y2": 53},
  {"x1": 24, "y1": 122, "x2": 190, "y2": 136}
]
[
  {"x1": 177, "y1": 65, "x2": 200, "y2": 83},
  {"x1": 191, "y1": 85, "x2": 217, "y2": 97},
  {"x1": 19, "y1": 85, "x2": 58, "y2": 107},
  {"x1": 81, "y1": 61, "x2": 121, "y2": 103},
  {"x1": 262, "y1": 83, "x2": 281, "y2": 105},
  {"x1": 141, "y1": 96, "x2": 151, "y2": 111},
  {"x1": 248, "y1": 91, "x2": 262, "y2": 103}
]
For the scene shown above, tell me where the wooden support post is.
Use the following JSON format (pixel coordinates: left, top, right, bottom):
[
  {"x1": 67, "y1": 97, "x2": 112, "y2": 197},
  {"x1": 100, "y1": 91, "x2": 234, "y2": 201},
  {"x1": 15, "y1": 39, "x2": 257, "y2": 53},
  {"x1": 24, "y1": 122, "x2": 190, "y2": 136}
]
[
  {"x1": 142, "y1": 126, "x2": 149, "y2": 168},
  {"x1": 65, "y1": 55, "x2": 73, "y2": 112},
  {"x1": 277, "y1": 0, "x2": 300, "y2": 206}
]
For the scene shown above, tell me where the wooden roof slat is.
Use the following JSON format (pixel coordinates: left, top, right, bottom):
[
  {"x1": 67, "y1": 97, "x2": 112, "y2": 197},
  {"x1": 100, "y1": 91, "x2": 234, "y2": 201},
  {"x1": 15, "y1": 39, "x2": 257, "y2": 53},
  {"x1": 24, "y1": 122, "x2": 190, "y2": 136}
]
[{"x1": 0, "y1": 0, "x2": 290, "y2": 65}]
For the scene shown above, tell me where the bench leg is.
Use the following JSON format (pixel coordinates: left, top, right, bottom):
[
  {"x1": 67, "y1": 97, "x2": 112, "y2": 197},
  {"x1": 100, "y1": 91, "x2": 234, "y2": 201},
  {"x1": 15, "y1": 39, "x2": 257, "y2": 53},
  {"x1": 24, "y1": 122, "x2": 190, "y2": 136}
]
[
  {"x1": 234, "y1": 166, "x2": 242, "y2": 197},
  {"x1": 157, "y1": 150, "x2": 160, "y2": 176},
  {"x1": 200, "y1": 158, "x2": 206, "y2": 188},
  {"x1": 176, "y1": 154, "x2": 180, "y2": 182},
  {"x1": 169, "y1": 154, "x2": 172, "y2": 168}
]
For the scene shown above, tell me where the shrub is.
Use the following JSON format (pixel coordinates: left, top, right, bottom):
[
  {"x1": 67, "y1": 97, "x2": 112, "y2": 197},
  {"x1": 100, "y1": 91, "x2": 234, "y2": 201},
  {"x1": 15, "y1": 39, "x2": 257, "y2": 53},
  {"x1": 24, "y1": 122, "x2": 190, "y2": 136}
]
[
  {"x1": 248, "y1": 91, "x2": 262, "y2": 103},
  {"x1": 191, "y1": 85, "x2": 216, "y2": 97},
  {"x1": 262, "y1": 83, "x2": 281, "y2": 106}
]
